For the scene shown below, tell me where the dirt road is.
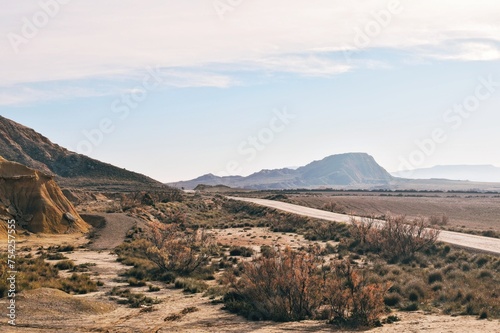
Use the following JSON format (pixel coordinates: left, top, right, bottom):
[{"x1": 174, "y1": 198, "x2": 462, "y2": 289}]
[
  {"x1": 228, "y1": 197, "x2": 500, "y2": 255},
  {"x1": 88, "y1": 213, "x2": 140, "y2": 250}
]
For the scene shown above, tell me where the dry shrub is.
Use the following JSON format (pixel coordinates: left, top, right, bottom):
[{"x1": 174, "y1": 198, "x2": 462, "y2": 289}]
[
  {"x1": 224, "y1": 248, "x2": 387, "y2": 327},
  {"x1": 429, "y1": 214, "x2": 449, "y2": 226},
  {"x1": 325, "y1": 261, "x2": 388, "y2": 327},
  {"x1": 268, "y1": 213, "x2": 309, "y2": 233},
  {"x1": 305, "y1": 220, "x2": 351, "y2": 241},
  {"x1": 321, "y1": 201, "x2": 346, "y2": 214},
  {"x1": 351, "y1": 215, "x2": 439, "y2": 261},
  {"x1": 226, "y1": 247, "x2": 323, "y2": 321},
  {"x1": 145, "y1": 221, "x2": 216, "y2": 275}
]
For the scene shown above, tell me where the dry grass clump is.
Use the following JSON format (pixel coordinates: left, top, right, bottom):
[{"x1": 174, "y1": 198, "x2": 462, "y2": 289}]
[
  {"x1": 174, "y1": 278, "x2": 208, "y2": 293},
  {"x1": 107, "y1": 287, "x2": 160, "y2": 308},
  {"x1": 0, "y1": 254, "x2": 98, "y2": 297}
]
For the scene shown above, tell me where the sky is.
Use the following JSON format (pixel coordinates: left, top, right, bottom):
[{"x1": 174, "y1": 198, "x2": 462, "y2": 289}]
[{"x1": 1, "y1": 0, "x2": 500, "y2": 182}]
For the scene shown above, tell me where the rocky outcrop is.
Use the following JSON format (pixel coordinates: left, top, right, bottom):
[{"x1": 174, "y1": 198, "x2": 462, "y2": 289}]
[{"x1": 0, "y1": 156, "x2": 89, "y2": 237}]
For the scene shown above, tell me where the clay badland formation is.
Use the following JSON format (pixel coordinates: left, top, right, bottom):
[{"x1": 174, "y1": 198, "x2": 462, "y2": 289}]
[{"x1": 0, "y1": 156, "x2": 89, "y2": 237}]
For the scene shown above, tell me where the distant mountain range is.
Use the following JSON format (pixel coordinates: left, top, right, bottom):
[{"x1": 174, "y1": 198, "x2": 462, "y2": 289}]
[
  {"x1": 0, "y1": 116, "x2": 167, "y2": 191},
  {"x1": 391, "y1": 165, "x2": 500, "y2": 183},
  {"x1": 2, "y1": 115, "x2": 499, "y2": 193},
  {"x1": 169, "y1": 153, "x2": 395, "y2": 190}
]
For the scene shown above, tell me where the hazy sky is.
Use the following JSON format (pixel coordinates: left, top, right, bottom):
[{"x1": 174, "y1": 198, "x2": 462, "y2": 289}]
[{"x1": 1, "y1": 0, "x2": 500, "y2": 182}]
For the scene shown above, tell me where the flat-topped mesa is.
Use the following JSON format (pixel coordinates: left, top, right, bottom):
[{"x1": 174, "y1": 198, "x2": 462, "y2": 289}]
[{"x1": 0, "y1": 156, "x2": 89, "y2": 237}]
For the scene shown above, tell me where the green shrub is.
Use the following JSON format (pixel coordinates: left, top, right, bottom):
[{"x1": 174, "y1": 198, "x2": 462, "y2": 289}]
[
  {"x1": 46, "y1": 253, "x2": 67, "y2": 260},
  {"x1": 54, "y1": 260, "x2": 75, "y2": 270},
  {"x1": 476, "y1": 256, "x2": 489, "y2": 267},
  {"x1": 384, "y1": 293, "x2": 402, "y2": 307},
  {"x1": 478, "y1": 270, "x2": 493, "y2": 279},
  {"x1": 479, "y1": 309, "x2": 489, "y2": 319},
  {"x1": 229, "y1": 246, "x2": 254, "y2": 257},
  {"x1": 61, "y1": 274, "x2": 98, "y2": 294},
  {"x1": 403, "y1": 303, "x2": 419, "y2": 311},
  {"x1": 428, "y1": 271, "x2": 443, "y2": 284}
]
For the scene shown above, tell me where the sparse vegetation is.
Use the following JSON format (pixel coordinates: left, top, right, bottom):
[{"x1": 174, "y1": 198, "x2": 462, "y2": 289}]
[
  {"x1": 107, "y1": 286, "x2": 160, "y2": 308},
  {"x1": 174, "y1": 277, "x2": 208, "y2": 293},
  {"x1": 110, "y1": 193, "x2": 499, "y2": 324},
  {"x1": 223, "y1": 247, "x2": 388, "y2": 327},
  {"x1": 0, "y1": 255, "x2": 98, "y2": 297}
]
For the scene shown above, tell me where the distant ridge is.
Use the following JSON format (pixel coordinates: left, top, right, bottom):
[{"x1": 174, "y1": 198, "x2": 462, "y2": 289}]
[
  {"x1": 0, "y1": 116, "x2": 169, "y2": 191},
  {"x1": 391, "y1": 165, "x2": 500, "y2": 183},
  {"x1": 169, "y1": 153, "x2": 394, "y2": 190}
]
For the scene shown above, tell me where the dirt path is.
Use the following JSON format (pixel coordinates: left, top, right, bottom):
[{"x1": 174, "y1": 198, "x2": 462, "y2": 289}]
[
  {"x1": 88, "y1": 213, "x2": 140, "y2": 250},
  {"x1": 229, "y1": 197, "x2": 500, "y2": 255}
]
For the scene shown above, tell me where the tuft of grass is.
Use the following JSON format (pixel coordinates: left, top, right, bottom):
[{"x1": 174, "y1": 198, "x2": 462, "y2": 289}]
[
  {"x1": 61, "y1": 273, "x2": 98, "y2": 294},
  {"x1": 148, "y1": 284, "x2": 161, "y2": 292},
  {"x1": 402, "y1": 303, "x2": 419, "y2": 311},
  {"x1": 128, "y1": 277, "x2": 147, "y2": 287},
  {"x1": 46, "y1": 253, "x2": 68, "y2": 260},
  {"x1": 107, "y1": 287, "x2": 160, "y2": 308},
  {"x1": 174, "y1": 278, "x2": 208, "y2": 293}
]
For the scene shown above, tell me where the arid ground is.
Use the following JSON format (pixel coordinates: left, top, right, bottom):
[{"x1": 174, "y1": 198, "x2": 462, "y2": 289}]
[{"x1": 1, "y1": 225, "x2": 499, "y2": 333}]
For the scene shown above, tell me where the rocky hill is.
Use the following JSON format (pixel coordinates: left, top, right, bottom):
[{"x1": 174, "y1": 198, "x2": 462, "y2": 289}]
[
  {"x1": 169, "y1": 153, "x2": 394, "y2": 190},
  {"x1": 0, "y1": 116, "x2": 166, "y2": 191},
  {"x1": 0, "y1": 156, "x2": 89, "y2": 237}
]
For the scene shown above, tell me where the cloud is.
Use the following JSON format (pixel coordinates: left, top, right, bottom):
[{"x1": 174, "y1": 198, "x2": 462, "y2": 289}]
[
  {"x1": 0, "y1": 0, "x2": 499, "y2": 91},
  {"x1": 162, "y1": 70, "x2": 235, "y2": 88},
  {"x1": 0, "y1": 85, "x2": 112, "y2": 106},
  {"x1": 426, "y1": 41, "x2": 500, "y2": 61},
  {"x1": 254, "y1": 55, "x2": 351, "y2": 77}
]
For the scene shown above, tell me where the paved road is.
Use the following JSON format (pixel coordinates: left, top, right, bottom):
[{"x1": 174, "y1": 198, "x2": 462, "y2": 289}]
[{"x1": 228, "y1": 197, "x2": 500, "y2": 255}]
